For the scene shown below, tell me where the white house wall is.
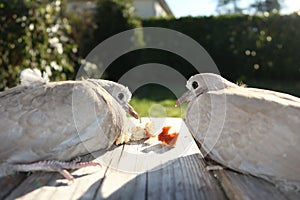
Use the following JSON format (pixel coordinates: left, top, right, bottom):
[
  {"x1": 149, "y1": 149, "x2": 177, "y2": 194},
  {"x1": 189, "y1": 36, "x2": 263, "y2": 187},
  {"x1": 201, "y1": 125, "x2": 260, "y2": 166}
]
[
  {"x1": 133, "y1": 0, "x2": 156, "y2": 18},
  {"x1": 66, "y1": 0, "x2": 171, "y2": 18}
]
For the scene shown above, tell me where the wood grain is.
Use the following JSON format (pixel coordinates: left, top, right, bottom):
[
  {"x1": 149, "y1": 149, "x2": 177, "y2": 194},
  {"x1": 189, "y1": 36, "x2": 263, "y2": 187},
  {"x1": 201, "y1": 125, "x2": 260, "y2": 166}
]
[{"x1": 0, "y1": 118, "x2": 299, "y2": 199}]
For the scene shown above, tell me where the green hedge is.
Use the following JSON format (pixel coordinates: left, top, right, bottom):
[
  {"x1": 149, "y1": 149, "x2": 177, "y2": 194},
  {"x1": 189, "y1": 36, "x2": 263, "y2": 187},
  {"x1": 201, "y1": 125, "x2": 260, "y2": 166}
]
[
  {"x1": 142, "y1": 14, "x2": 300, "y2": 82},
  {"x1": 69, "y1": 0, "x2": 142, "y2": 57},
  {"x1": 69, "y1": 12, "x2": 300, "y2": 96},
  {"x1": 2, "y1": 1, "x2": 300, "y2": 96}
]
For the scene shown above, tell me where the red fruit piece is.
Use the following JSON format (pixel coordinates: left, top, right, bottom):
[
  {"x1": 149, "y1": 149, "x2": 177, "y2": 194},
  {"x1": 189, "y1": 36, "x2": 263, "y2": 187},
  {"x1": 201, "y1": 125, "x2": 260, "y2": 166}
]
[{"x1": 158, "y1": 126, "x2": 179, "y2": 147}]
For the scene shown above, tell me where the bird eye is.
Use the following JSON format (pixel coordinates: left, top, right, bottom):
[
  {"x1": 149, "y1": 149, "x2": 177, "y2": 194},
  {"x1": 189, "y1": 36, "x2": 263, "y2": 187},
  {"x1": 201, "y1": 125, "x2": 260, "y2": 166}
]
[
  {"x1": 118, "y1": 93, "x2": 124, "y2": 100},
  {"x1": 192, "y1": 81, "x2": 198, "y2": 89}
]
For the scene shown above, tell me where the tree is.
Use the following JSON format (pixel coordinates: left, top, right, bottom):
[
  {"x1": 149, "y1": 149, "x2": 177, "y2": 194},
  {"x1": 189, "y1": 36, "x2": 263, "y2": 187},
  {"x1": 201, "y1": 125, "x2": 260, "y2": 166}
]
[
  {"x1": 216, "y1": 0, "x2": 243, "y2": 14},
  {"x1": 250, "y1": 0, "x2": 281, "y2": 14},
  {"x1": 79, "y1": 0, "x2": 143, "y2": 80},
  {"x1": 83, "y1": 0, "x2": 142, "y2": 56}
]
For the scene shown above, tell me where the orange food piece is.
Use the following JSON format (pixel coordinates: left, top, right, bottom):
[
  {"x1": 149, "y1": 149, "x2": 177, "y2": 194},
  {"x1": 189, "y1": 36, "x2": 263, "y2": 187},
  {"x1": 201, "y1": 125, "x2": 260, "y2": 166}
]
[{"x1": 158, "y1": 126, "x2": 179, "y2": 147}]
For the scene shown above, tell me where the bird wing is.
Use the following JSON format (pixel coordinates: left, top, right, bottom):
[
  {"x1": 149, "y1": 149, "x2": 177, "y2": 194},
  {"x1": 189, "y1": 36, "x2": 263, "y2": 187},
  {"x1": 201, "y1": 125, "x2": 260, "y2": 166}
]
[
  {"x1": 246, "y1": 87, "x2": 300, "y2": 105},
  {"x1": 0, "y1": 80, "x2": 125, "y2": 163},
  {"x1": 186, "y1": 87, "x2": 300, "y2": 182}
]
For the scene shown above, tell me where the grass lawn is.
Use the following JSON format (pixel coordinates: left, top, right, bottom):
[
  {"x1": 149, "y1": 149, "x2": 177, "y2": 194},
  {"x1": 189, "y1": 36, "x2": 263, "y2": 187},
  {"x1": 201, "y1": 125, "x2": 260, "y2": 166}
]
[
  {"x1": 130, "y1": 98, "x2": 187, "y2": 118},
  {"x1": 129, "y1": 79, "x2": 300, "y2": 118}
]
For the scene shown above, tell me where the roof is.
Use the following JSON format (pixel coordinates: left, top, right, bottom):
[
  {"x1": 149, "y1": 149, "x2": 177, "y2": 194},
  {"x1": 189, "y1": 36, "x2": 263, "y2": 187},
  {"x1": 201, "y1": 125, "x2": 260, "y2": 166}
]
[{"x1": 158, "y1": 0, "x2": 173, "y2": 16}]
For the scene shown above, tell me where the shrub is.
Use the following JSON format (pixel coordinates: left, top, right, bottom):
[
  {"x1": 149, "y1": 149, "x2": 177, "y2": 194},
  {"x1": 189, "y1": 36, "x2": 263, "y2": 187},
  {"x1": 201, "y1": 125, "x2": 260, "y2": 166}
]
[
  {"x1": 79, "y1": 0, "x2": 142, "y2": 57},
  {"x1": 0, "y1": 0, "x2": 78, "y2": 90},
  {"x1": 142, "y1": 14, "x2": 300, "y2": 82}
]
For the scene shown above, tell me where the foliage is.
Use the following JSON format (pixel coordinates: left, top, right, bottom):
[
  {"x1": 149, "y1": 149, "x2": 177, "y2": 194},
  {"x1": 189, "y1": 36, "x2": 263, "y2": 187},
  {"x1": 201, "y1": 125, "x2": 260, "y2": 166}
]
[
  {"x1": 2, "y1": 0, "x2": 299, "y2": 98},
  {"x1": 67, "y1": 0, "x2": 143, "y2": 80},
  {"x1": 216, "y1": 0, "x2": 243, "y2": 14},
  {"x1": 142, "y1": 14, "x2": 300, "y2": 85},
  {"x1": 70, "y1": 11, "x2": 300, "y2": 96},
  {"x1": 79, "y1": 0, "x2": 142, "y2": 57},
  {"x1": 0, "y1": 0, "x2": 78, "y2": 90},
  {"x1": 250, "y1": 0, "x2": 281, "y2": 14},
  {"x1": 66, "y1": 10, "x2": 95, "y2": 58},
  {"x1": 216, "y1": 0, "x2": 282, "y2": 15}
]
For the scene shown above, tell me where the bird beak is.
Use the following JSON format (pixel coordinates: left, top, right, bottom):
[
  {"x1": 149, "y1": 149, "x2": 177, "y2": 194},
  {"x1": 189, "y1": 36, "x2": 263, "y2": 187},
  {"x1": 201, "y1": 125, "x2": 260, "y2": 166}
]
[
  {"x1": 176, "y1": 90, "x2": 192, "y2": 106},
  {"x1": 176, "y1": 87, "x2": 208, "y2": 106},
  {"x1": 125, "y1": 103, "x2": 139, "y2": 119}
]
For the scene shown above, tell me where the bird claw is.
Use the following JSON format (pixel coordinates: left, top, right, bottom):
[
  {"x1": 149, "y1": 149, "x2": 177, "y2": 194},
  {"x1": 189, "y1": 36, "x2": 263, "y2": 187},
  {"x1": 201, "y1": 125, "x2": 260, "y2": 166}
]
[
  {"x1": 59, "y1": 169, "x2": 75, "y2": 183},
  {"x1": 12, "y1": 157, "x2": 101, "y2": 181},
  {"x1": 53, "y1": 158, "x2": 101, "y2": 182}
]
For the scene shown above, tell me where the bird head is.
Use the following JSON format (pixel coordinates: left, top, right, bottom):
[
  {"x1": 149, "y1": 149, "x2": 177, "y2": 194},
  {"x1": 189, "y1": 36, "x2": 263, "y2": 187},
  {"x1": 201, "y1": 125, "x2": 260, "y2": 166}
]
[
  {"x1": 88, "y1": 79, "x2": 139, "y2": 119},
  {"x1": 176, "y1": 73, "x2": 234, "y2": 106}
]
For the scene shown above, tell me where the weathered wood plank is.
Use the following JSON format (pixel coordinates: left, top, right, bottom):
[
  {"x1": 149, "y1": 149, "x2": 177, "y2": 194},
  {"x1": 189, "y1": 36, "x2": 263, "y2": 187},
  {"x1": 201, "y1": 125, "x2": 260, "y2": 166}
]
[
  {"x1": 4, "y1": 150, "x2": 111, "y2": 199},
  {"x1": 146, "y1": 154, "x2": 226, "y2": 200},
  {"x1": 5, "y1": 172, "x2": 61, "y2": 199},
  {"x1": 212, "y1": 170, "x2": 300, "y2": 200},
  {"x1": 95, "y1": 118, "x2": 227, "y2": 200},
  {"x1": 92, "y1": 117, "x2": 201, "y2": 199},
  {"x1": 2, "y1": 118, "x2": 297, "y2": 200},
  {"x1": 0, "y1": 174, "x2": 27, "y2": 199}
]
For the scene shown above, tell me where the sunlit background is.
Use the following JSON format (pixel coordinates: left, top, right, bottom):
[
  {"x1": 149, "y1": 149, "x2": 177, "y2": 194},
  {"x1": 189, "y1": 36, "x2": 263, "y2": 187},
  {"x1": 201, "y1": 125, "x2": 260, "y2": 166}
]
[
  {"x1": 166, "y1": 0, "x2": 300, "y2": 17},
  {"x1": 1, "y1": 0, "x2": 300, "y2": 117}
]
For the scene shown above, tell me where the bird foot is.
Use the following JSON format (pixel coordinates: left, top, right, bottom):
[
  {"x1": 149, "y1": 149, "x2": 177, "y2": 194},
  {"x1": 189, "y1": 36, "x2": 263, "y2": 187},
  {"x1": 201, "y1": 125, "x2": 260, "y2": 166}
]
[{"x1": 14, "y1": 157, "x2": 101, "y2": 181}]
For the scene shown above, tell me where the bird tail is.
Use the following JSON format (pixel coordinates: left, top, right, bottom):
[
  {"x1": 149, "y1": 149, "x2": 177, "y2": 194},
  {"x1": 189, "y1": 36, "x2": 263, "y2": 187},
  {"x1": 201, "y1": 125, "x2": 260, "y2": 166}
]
[{"x1": 20, "y1": 68, "x2": 49, "y2": 86}]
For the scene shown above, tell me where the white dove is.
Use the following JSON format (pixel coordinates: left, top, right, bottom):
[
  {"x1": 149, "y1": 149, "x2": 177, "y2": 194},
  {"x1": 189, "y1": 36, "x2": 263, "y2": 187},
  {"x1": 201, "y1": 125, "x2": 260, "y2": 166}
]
[
  {"x1": 177, "y1": 73, "x2": 300, "y2": 189},
  {"x1": 0, "y1": 68, "x2": 138, "y2": 181}
]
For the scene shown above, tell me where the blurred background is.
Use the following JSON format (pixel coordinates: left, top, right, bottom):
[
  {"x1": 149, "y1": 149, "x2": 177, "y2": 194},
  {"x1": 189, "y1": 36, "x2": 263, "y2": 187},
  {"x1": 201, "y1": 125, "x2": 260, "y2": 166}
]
[{"x1": 1, "y1": 0, "x2": 300, "y2": 117}]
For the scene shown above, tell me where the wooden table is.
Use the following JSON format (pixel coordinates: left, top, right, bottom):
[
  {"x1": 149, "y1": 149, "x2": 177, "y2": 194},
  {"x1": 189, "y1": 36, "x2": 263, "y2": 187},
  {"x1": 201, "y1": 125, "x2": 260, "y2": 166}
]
[{"x1": 0, "y1": 118, "x2": 299, "y2": 199}]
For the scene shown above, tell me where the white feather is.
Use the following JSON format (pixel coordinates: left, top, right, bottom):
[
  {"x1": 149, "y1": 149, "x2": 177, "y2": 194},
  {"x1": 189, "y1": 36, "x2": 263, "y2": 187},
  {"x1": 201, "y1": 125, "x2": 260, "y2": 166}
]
[{"x1": 20, "y1": 68, "x2": 49, "y2": 86}]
